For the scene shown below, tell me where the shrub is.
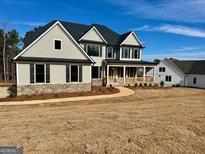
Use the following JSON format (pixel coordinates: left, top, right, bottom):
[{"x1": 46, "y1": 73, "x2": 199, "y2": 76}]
[
  {"x1": 7, "y1": 85, "x2": 17, "y2": 97},
  {"x1": 160, "y1": 81, "x2": 165, "y2": 87}
]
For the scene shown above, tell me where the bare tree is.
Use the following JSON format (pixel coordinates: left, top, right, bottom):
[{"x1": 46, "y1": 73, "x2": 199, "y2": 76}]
[{"x1": 2, "y1": 22, "x2": 9, "y2": 82}]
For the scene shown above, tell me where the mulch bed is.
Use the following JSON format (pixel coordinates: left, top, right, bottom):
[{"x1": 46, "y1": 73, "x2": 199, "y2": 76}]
[
  {"x1": 0, "y1": 86, "x2": 119, "y2": 102},
  {"x1": 127, "y1": 86, "x2": 173, "y2": 90}
]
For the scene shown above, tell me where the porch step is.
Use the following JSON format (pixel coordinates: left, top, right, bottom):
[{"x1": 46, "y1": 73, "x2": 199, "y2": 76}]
[{"x1": 107, "y1": 83, "x2": 122, "y2": 87}]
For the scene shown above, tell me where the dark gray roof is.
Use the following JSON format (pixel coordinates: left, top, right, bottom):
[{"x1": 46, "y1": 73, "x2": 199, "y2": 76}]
[
  {"x1": 15, "y1": 57, "x2": 92, "y2": 63},
  {"x1": 23, "y1": 20, "x2": 143, "y2": 48},
  {"x1": 104, "y1": 59, "x2": 156, "y2": 65},
  {"x1": 172, "y1": 60, "x2": 205, "y2": 74}
]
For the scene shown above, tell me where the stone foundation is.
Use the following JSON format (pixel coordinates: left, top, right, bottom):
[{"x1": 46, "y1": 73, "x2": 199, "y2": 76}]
[
  {"x1": 17, "y1": 83, "x2": 91, "y2": 96},
  {"x1": 91, "y1": 79, "x2": 103, "y2": 86}
]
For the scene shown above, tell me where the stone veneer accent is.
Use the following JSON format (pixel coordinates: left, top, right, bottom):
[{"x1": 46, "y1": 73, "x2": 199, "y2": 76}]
[
  {"x1": 17, "y1": 83, "x2": 91, "y2": 96},
  {"x1": 91, "y1": 79, "x2": 103, "y2": 86}
]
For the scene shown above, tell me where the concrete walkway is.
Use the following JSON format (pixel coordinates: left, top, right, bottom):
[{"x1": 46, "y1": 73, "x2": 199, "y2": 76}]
[{"x1": 0, "y1": 87, "x2": 135, "y2": 106}]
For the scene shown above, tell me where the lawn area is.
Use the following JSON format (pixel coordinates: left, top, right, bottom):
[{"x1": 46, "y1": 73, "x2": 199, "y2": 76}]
[{"x1": 0, "y1": 87, "x2": 205, "y2": 153}]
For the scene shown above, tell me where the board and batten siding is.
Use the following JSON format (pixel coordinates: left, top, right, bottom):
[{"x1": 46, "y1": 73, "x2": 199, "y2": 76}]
[
  {"x1": 155, "y1": 60, "x2": 185, "y2": 86},
  {"x1": 17, "y1": 63, "x2": 91, "y2": 85},
  {"x1": 185, "y1": 74, "x2": 205, "y2": 88},
  {"x1": 21, "y1": 24, "x2": 87, "y2": 60}
]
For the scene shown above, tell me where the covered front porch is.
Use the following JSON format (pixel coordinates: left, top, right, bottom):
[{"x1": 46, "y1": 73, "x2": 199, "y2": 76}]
[{"x1": 106, "y1": 65, "x2": 156, "y2": 86}]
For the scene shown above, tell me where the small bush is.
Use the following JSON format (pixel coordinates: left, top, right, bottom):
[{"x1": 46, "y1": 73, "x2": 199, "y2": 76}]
[
  {"x1": 7, "y1": 85, "x2": 17, "y2": 97},
  {"x1": 135, "y1": 83, "x2": 138, "y2": 87},
  {"x1": 160, "y1": 81, "x2": 165, "y2": 87}
]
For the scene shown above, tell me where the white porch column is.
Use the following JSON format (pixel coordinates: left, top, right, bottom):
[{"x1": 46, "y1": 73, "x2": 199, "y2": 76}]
[
  {"x1": 107, "y1": 65, "x2": 109, "y2": 85},
  {"x1": 143, "y1": 66, "x2": 146, "y2": 83},
  {"x1": 123, "y1": 66, "x2": 126, "y2": 84}
]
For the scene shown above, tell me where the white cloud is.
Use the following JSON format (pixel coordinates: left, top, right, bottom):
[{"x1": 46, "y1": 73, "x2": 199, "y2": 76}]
[
  {"x1": 132, "y1": 24, "x2": 205, "y2": 38},
  {"x1": 11, "y1": 21, "x2": 45, "y2": 26},
  {"x1": 106, "y1": 0, "x2": 205, "y2": 23}
]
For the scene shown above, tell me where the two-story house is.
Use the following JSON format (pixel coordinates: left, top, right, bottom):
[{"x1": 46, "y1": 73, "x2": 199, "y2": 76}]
[{"x1": 14, "y1": 20, "x2": 156, "y2": 95}]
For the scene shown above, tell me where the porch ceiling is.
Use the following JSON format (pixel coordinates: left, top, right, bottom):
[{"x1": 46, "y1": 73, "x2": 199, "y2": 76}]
[{"x1": 103, "y1": 59, "x2": 156, "y2": 66}]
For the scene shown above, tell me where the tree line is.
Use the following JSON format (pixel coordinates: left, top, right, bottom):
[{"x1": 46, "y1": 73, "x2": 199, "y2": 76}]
[{"x1": 0, "y1": 25, "x2": 40, "y2": 83}]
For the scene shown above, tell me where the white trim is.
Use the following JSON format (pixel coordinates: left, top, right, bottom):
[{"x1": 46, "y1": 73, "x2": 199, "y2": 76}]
[
  {"x1": 79, "y1": 26, "x2": 108, "y2": 44},
  {"x1": 86, "y1": 44, "x2": 101, "y2": 57},
  {"x1": 53, "y1": 39, "x2": 62, "y2": 51},
  {"x1": 120, "y1": 47, "x2": 141, "y2": 61},
  {"x1": 106, "y1": 47, "x2": 115, "y2": 59},
  {"x1": 16, "y1": 63, "x2": 19, "y2": 85},
  {"x1": 14, "y1": 21, "x2": 94, "y2": 63},
  {"x1": 120, "y1": 31, "x2": 144, "y2": 47}
]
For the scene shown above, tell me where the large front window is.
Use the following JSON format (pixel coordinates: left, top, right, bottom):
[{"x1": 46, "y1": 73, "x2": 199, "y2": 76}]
[
  {"x1": 35, "y1": 64, "x2": 45, "y2": 83},
  {"x1": 122, "y1": 48, "x2": 130, "y2": 58},
  {"x1": 71, "y1": 65, "x2": 79, "y2": 82},
  {"x1": 92, "y1": 66, "x2": 101, "y2": 79},
  {"x1": 87, "y1": 44, "x2": 100, "y2": 57}
]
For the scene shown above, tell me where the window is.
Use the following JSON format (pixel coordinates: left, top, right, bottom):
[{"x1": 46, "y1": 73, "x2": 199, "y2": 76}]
[
  {"x1": 54, "y1": 40, "x2": 62, "y2": 50},
  {"x1": 70, "y1": 65, "x2": 79, "y2": 82},
  {"x1": 132, "y1": 48, "x2": 140, "y2": 59},
  {"x1": 165, "y1": 76, "x2": 172, "y2": 82},
  {"x1": 35, "y1": 64, "x2": 45, "y2": 83},
  {"x1": 87, "y1": 44, "x2": 101, "y2": 57},
  {"x1": 122, "y1": 48, "x2": 130, "y2": 58},
  {"x1": 92, "y1": 66, "x2": 101, "y2": 79},
  {"x1": 126, "y1": 67, "x2": 136, "y2": 77},
  {"x1": 193, "y1": 77, "x2": 197, "y2": 84},
  {"x1": 107, "y1": 47, "x2": 114, "y2": 58},
  {"x1": 159, "y1": 67, "x2": 166, "y2": 72},
  {"x1": 118, "y1": 67, "x2": 123, "y2": 78}
]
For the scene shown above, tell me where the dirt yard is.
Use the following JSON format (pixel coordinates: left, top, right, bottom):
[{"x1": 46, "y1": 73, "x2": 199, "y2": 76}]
[{"x1": 0, "y1": 87, "x2": 204, "y2": 154}]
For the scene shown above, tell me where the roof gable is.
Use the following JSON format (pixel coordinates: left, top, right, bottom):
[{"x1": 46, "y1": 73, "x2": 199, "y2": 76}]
[
  {"x1": 120, "y1": 31, "x2": 143, "y2": 47},
  {"x1": 14, "y1": 21, "x2": 94, "y2": 62},
  {"x1": 79, "y1": 26, "x2": 108, "y2": 43}
]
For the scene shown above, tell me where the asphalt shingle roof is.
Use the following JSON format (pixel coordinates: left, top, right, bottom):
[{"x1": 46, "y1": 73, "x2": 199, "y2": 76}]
[
  {"x1": 171, "y1": 59, "x2": 205, "y2": 74},
  {"x1": 23, "y1": 20, "x2": 142, "y2": 49}
]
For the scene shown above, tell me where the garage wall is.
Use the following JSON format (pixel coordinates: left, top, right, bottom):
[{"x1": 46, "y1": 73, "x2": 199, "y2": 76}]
[{"x1": 185, "y1": 74, "x2": 205, "y2": 89}]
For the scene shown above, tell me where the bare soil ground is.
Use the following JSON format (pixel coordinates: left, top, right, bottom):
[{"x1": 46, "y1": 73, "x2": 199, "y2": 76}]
[{"x1": 0, "y1": 87, "x2": 204, "y2": 154}]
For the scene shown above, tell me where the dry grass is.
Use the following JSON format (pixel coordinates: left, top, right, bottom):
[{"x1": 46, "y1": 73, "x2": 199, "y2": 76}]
[{"x1": 0, "y1": 87, "x2": 205, "y2": 153}]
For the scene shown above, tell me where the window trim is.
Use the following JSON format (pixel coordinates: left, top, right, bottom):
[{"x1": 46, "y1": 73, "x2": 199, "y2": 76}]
[
  {"x1": 53, "y1": 39, "x2": 62, "y2": 51},
  {"x1": 120, "y1": 47, "x2": 141, "y2": 61},
  {"x1": 106, "y1": 47, "x2": 114, "y2": 59},
  {"x1": 165, "y1": 75, "x2": 172, "y2": 82},
  {"x1": 132, "y1": 48, "x2": 140, "y2": 59},
  {"x1": 86, "y1": 44, "x2": 101, "y2": 57},
  {"x1": 70, "y1": 64, "x2": 79, "y2": 83},
  {"x1": 92, "y1": 66, "x2": 101, "y2": 79},
  {"x1": 32, "y1": 63, "x2": 47, "y2": 84},
  {"x1": 159, "y1": 67, "x2": 166, "y2": 72}
]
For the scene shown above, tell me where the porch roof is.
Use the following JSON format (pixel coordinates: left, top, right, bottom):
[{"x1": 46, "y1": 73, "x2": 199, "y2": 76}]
[{"x1": 103, "y1": 59, "x2": 157, "y2": 66}]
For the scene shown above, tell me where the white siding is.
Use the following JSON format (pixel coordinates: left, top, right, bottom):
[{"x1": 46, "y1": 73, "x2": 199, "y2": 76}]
[
  {"x1": 185, "y1": 74, "x2": 205, "y2": 88},
  {"x1": 155, "y1": 61, "x2": 185, "y2": 86},
  {"x1": 121, "y1": 33, "x2": 140, "y2": 46},
  {"x1": 17, "y1": 63, "x2": 91, "y2": 85},
  {"x1": 50, "y1": 64, "x2": 66, "y2": 84},
  {"x1": 18, "y1": 63, "x2": 30, "y2": 85},
  {"x1": 81, "y1": 28, "x2": 104, "y2": 42},
  {"x1": 21, "y1": 24, "x2": 87, "y2": 60}
]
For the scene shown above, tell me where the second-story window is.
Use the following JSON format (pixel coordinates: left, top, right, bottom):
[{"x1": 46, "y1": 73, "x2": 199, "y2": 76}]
[
  {"x1": 87, "y1": 44, "x2": 101, "y2": 57},
  {"x1": 132, "y1": 49, "x2": 140, "y2": 59},
  {"x1": 107, "y1": 47, "x2": 114, "y2": 59},
  {"x1": 122, "y1": 48, "x2": 130, "y2": 58},
  {"x1": 159, "y1": 67, "x2": 166, "y2": 72},
  {"x1": 54, "y1": 40, "x2": 62, "y2": 50}
]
